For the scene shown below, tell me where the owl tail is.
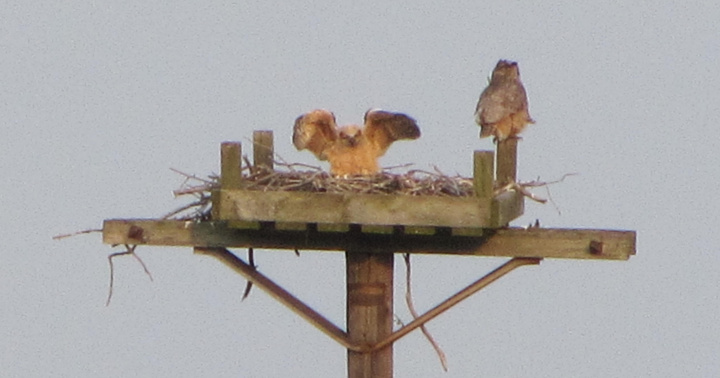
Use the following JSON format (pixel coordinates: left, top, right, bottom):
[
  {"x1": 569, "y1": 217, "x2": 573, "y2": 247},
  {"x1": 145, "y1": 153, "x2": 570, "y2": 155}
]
[{"x1": 479, "y1": 125, "x2": 495, "y2": 138}]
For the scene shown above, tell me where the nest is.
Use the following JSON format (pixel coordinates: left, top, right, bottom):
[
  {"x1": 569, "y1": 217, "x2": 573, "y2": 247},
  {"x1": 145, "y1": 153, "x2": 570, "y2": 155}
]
[
  {"x1": 243, "y1": 165, "x2": 474, "y2": 196},
  {"x1": 165, "y1": 160, "x2": 476, "y2": 221}
]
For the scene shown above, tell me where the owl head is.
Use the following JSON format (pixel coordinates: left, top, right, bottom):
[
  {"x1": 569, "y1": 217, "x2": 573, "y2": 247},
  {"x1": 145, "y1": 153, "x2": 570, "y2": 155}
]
[
  {"x1": 338, "y1": 125, "x2": 362, "y2": 147},
  {"x1": 492, "y1": 60, "x2": 520, "y2": 81}
]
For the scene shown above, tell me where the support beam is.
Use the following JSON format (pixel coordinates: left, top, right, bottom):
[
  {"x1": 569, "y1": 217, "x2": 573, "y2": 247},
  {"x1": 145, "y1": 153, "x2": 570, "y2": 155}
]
[
  {"x1": 104, "y1": 220, "x2": 636, "y2": 260},
  {"x1": 346, "y1": 252, "x2": 394, "y2": 378},
  {"x1": 368, "y1": 257, "x2": 541, "y2": 352},
  {"x1": 194, "y1": 247, "x2": 355, "y2": 349}
]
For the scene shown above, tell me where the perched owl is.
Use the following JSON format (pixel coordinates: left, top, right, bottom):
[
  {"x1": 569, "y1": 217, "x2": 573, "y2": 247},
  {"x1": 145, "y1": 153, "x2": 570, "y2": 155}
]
[
  {"x1": 474, "y1": 60, "x2": 534, "y2": 142},
  {"x1": 293, "y1": 109, "x2": 420, "y2": 176}
]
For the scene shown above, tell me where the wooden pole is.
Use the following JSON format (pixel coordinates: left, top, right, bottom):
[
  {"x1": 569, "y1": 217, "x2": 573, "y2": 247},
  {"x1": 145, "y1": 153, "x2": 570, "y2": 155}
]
[{"x1": 346, "y1": 251, "x2": 394, "y2": 378}]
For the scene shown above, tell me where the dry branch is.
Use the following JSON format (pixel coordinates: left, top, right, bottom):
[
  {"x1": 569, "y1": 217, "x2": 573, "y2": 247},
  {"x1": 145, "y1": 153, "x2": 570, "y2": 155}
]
[
  {"x1": 106, "y1": 244, "x2": 153, "y2": 306},
  {"x1": 52, "y1": 228, "x2": 103, "y2": 240},
  {"x1": 403, "y1": 253, "x2": 448, "y2": 372}
]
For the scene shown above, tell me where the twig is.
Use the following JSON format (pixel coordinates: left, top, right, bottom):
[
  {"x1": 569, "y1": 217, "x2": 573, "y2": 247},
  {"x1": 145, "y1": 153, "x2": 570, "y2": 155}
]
[
  {"x1": 241, "y1": 248, "x2": 255, "y2": 301},
  {"x1": 169, "y1": 168, "x2": 215, "y2": 185},
  {"x1": 382, "y1": 162, "x2": 415, "y2": 171},
  {"x1": 493, "y1": 173, "x2": 578, "y2": 205},
  {"x1": 106, "y1": 244, "x2": 153, "y2": 306},
  {"x1": 521, "y1": 173, "x2": 578, "y2": 214},
  {"x1": 52, "y1": 228, "x2": 102, "y2": 240},
  {"x1": 403, "y1": 253, "x2": 448, "y2": 372}
]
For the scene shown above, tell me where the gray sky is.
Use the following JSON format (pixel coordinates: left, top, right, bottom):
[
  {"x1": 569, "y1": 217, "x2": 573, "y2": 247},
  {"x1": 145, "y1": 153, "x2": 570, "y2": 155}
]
[{"x1": 3, "y1": 1, "x2": 719, "y2": 377}]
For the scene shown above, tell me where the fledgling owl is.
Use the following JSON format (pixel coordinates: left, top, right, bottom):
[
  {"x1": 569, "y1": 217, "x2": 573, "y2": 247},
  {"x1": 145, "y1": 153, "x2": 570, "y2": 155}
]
[
  {"x1": 474, "y1": 60, "x2": 534, "y2": 142},
  {"x1": 293, "y1": 109, "x2": 420, "y2": 176}
]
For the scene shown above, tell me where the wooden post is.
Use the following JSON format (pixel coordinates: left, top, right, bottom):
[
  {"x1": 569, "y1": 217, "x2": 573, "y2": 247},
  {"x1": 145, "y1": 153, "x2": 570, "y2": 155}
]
[
  {"x1": 220, "y1": 142, "x2": 243, "y2": 189},
  {"x1": 496, "y1": 138, "x2": 518, "y2": 185},
  {"x1": 214, "y1": 142, "x2": 243, "y2": 220},
  {"x1": 253, "y1": 130, "x2": 274, "y2": 170},
  {"x1": 474, "y1": 150, "x2": 494, "y2": 198},
  {"x1": 346, "y1": 251, "x2": 394, "y2": 378}
]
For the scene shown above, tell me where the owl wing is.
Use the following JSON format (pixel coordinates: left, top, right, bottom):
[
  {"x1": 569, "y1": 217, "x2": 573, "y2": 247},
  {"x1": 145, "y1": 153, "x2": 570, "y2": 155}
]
[
  {"x1": 363, "y1": 109, "x2": 421, "y2": 157},
  {"x1": 293, "y1": 109, "x2": 339, "y2": 161},
  {"x1": 475, "y1": 82, "x2": 530, "y2": 134}
]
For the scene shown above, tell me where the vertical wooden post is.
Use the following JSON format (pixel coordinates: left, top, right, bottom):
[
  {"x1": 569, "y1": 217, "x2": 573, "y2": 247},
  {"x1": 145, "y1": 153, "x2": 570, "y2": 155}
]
[
  {"x1": 220, "y1": 142, "x2": 243, "y2": 189},
  {"x1": 496, "y1": 138, "x2": 518, "y2": 185},
  {"x1": 346, "y1": 251, "x2": 394, "y2": 378},
  {"x1": 253, "y1": 130, "x2": 274, "y2": 170},
  {"x1": 214, "y1": 142, "x2": 243, "y2": 220},
  {"x1": 473, "y1": 150, "x2": 494, "y2": 198}
]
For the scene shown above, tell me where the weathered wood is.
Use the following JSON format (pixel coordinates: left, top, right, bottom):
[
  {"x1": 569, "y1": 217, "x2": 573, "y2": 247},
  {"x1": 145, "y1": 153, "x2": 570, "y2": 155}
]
[
  {"x1": 496, "y1": 138, "x2": 517, "y2": 185},
  {"x1": 102, "y1": 219, "x2": 636, "y2": 260},
  {"x1": 317, "y1": 223, "x2": 351, "y2": 233},
  {"x1": 474, "y1": 150, "x2": 494, "y2": 198},
  {"x1": 253, "y1": 130, "x2": 274, "y2": 170},
  {"x1": 194, "y1": 247, "x2": 353, "y2": 350},
  {"x1": 215, "y1": 143, "x2": 244, "y2": 220},
  {"x1": 346, "y1": 251, "x2": 393, "y2": 378},
  {"x1": 491, "y1": 190, "x2": 525, "y2": 227},
  {"x1": 367, "y1": 257, "x2": 541, "y2": 353},
  {"x1": 215, "y1": 190, "x2": 493, "y2": 228},
  {"x1": 274, "y1": 222, "x2": 308, "y2": 231},
  {"x1": 220, "y1": 142, "x2": 243, "y2": 189},
  {"x1": 361, "y1": 225, "x2": 395, "y2": 234},
  {"x1": 403, "y1": 226, "x2": 436, "y2": 236},
  {"x1": 191, "y1": 248, "x2": 541, "y2": 357}
]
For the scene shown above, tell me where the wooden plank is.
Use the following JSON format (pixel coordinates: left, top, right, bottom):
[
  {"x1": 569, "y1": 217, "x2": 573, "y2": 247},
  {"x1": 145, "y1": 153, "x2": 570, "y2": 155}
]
[
  {"x1": 102, "y1": 219, "x2": 636, "y2": 260},
  {"x1": 361, "y1": 225, "x2": 395, "y2": 234},
  {"x1": 215, "y1": 190, "x2": 492, "y2": 228},
  {"x1": 275, "y1": 222, "x2": 308, "y2": 231},
  {"x1": 403, "y1": 226, "x2": 436, "y2": 236},
  {"x1": 228, "y1": 220, "x2": 261, "y2": 230},
  {"x1": 317, "y1": 223, "x2": 351, "y2": 233},
  {"x1": 451, "y1": 227, "x2": 484, "y2": 237},
  {"x1": 253, "y1": 131, "x2": 274, "y2": 170}
]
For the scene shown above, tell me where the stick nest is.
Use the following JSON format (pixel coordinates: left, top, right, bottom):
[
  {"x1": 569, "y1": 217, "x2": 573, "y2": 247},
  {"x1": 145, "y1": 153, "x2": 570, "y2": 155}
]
[{"x1": 166, "y1": 160, "x2": 476, "y2": 221}]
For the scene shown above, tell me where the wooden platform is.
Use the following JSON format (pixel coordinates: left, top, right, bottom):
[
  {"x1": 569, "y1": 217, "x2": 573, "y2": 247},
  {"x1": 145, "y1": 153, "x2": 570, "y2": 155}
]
[
  {"x1": 103, "y1": 219, "x2": 636, "y2": 260},
  {"x1": 101, "y1": 133, "x2": 636, "y2": 260}
]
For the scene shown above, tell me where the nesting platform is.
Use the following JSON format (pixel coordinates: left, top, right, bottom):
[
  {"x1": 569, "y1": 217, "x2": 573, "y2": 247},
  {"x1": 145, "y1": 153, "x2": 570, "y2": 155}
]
[{"x1": 103, "y1": 131, "x2": 635, "y2": 260}]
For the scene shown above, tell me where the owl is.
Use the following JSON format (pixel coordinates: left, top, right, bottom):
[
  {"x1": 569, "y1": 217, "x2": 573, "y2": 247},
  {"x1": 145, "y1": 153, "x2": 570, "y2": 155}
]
[
  {"x1": 292, "y1": 109, "x2": 420, "y2": 176},
  {"x1": 474, "y1": 60, "x2": 534, "y2": 142}
]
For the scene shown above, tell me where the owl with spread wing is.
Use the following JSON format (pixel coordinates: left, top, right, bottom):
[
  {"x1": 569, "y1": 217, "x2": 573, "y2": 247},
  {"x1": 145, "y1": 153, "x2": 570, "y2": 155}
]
[
  {"x1": 474, "y1": 60, "x2": 534, "y2": 142},
  {"x1": 292, "y1": 109, "x2": 420, "y2": 176}
]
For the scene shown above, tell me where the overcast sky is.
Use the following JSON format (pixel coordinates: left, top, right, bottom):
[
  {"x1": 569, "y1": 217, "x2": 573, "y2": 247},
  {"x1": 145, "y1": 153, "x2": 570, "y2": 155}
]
[{"x1": 3, "y1": 1, "x2": 719, "y2": 377}]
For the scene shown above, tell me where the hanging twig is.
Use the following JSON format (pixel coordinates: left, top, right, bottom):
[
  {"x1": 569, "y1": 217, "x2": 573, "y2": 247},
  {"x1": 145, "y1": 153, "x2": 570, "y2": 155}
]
[
  {"x1": 52, "y1": 228, "x2": 102, "y2": 240},
  {"x1": 106, "y1": 244, "x2": 153, "y2": 306},
  {"x1": 241, "y1": 248, "x2": 255, "y2": 301},
  {"x1": 403, "y1": 253, "x2": 448, "y2": 372}
]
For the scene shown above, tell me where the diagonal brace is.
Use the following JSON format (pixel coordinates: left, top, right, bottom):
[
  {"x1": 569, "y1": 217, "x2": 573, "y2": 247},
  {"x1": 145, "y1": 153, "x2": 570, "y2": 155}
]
[
  {"x1": 194, "y1": 247, "x2": 540, "y2": 353},
  {"x1": 367, "y1": 256, "x2": 541, "y2": 352},
  {"x1": 194, "y1": 247, "x2": 358, "y2": 350}
]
